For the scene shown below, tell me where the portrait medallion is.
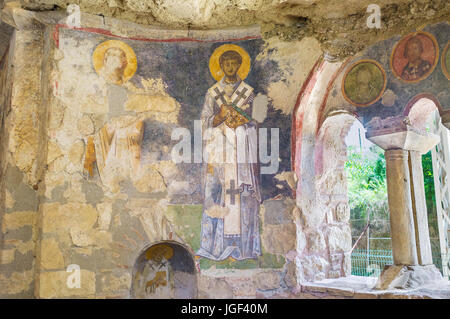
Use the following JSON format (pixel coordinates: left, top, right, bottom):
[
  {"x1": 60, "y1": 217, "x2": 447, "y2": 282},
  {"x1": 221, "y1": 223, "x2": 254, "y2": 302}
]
[
  {"x1": 390, "y1": 31, "x2": 439, "y2": 83},
  {"x1": 342, "y1": 59, "x2": 387, "y2": 107}
]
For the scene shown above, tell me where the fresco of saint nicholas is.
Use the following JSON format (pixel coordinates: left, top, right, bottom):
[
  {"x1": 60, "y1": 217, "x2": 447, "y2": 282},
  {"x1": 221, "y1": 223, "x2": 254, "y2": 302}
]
[{"x1": 196, "y1": 44, "x2": 261, "y2": 261}]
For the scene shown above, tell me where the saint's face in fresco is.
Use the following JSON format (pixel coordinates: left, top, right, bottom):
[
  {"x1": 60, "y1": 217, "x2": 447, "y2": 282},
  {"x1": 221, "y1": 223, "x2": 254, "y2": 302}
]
[
  {"x1": 355, "y1": 65, "x2": 375, "y2": 103},
  {"x1": 390, "y1": 31, "x2": 438, "y2": 83},
  {"x1": 342, "y1": 60, "x2": 386, "y2": 107},
  {"x1": 219, "y1": 50, "x2": 242, "y2": 83},
  {"x1": 401, "y1": 36, "x2": 432, "y2": 81},
  {"x1": 93, "y1": 40, "x2": 137, "y2": 85},
  {"x1": 101, "y1": 47, "x2": 128, "y2": 84}
]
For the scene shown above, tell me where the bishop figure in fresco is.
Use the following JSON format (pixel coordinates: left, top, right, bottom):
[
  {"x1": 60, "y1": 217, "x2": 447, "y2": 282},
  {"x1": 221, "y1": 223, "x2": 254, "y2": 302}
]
[
  {"x1": 197, "y1": 45, "x2": 262, "y2": 261},
  {"x1": 401, "y1": 36, "x2": 432, "y2": 81}
]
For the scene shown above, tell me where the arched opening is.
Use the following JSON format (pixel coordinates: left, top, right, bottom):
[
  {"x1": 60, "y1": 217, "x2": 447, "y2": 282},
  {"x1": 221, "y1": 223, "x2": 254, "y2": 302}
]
[
  {"x1": 316, "y1": 112, "x2": 390, "y2": 278},
  {"x1": 344, "y1": 119, "x2": 390, "y2": 277},
  {"x1": 131, "y1": 241, "x2": 198, "y2": 299},
  {"x1": 289, "y1": 23, "x2": 449, "y2": 293}
]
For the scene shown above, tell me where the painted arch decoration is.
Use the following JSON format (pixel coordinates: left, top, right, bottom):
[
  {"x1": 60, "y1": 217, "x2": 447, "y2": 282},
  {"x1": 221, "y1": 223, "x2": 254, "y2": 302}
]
[{"x1": 317, "y1": 22, "x2": 450, "y2": 130}]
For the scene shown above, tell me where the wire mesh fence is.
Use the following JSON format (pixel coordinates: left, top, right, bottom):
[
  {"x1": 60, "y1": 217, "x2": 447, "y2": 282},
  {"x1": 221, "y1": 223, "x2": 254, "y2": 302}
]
[
  {"x1": 351, "y1": 248, "x2": 445, "y2": 277},
  {"x1": 351, "y1": 249, "x2": 393, "y2": 277}
]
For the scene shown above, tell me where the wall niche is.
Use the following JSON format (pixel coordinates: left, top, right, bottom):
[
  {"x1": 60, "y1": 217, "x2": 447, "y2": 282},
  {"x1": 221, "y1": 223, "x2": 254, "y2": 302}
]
[{"x1": 132, "y1": 242, "x2": 197, "y2": 299}]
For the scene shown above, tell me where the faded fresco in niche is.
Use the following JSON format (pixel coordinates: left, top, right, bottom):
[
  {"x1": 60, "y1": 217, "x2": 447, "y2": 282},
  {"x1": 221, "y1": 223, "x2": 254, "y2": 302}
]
[
  {"x1": 442, "y1": 42, "x2": 450, "y2": 80},
  {"x1": 342, "y1": 60, "x2": 386, "y2": 107},
  {"x1": 390, "y1": 31, "x2": 439, "y2": 83},
  {"x1": 132, "y1": 243, "x2": 197, "y2": 299}
]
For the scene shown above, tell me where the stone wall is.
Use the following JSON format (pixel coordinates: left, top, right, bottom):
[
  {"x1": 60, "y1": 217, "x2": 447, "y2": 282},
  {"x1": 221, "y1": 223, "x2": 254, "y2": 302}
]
[
  {"x1": 4, "y1": 7, "x2": 446, "y2": 299},
  {"x1": 0, "y1": 7, "x2": 325, "y2": 298},
  {"x1": 0, "y1": 28, "x2": 45, "y2": 298}
]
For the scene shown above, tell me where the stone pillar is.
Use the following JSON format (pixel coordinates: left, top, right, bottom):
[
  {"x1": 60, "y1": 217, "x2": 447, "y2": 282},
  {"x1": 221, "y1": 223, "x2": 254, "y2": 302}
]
[
  {"x1": 366, "y1": 116, "x2": 444, "y2": 289},
  {"x1": 408, "y1": 150, "x2": 433, "y2": 265},
  {"x1": 384, "y1": 149, "x2": 418, "y2": 266}
]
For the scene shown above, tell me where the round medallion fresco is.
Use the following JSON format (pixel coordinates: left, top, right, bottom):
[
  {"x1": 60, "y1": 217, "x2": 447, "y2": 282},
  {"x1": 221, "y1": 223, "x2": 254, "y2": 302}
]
[
  {"x1": 390, "y1": 31, "x2": 439, "y2": 83},
  {"x1": 342, "y1": 59, "x2": 387, "y2": 107}
]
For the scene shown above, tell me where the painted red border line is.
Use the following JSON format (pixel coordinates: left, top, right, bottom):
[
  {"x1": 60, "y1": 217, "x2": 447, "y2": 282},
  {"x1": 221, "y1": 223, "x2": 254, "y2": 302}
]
[
  {"x1": 290, "y1": 57, "x2": 322, "y2": 172},
  {"x1": 315, "y1": 57, "x2": 352, "y2": 136},
  {"x1": 53, "y1": 23, "x2": 309, "y2": 188},
  {"x1": 53, "y1": 24, "x2": 262, "y2": 48}
]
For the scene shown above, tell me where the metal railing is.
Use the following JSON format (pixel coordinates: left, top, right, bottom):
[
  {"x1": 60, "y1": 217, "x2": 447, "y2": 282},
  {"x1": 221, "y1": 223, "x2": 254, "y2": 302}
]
[
  {"x1": 351, "y1": 249, "x2": 445, "y2": 277},
  {"x1": 351, "y1": 249, "x2": 393, "y2": 277}
]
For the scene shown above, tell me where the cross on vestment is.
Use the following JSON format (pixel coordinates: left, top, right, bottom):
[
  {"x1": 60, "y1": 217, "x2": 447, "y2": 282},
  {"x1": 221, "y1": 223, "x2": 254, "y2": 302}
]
[
  {"x1": 226, "y1": 179, "x2": 241, "y2": 205},
  {"x1": 213, "y1": 87, "x2": 228, "y2": 105},
  {"x1": 232, "y1": 87, "x2": 248, "y2": 105}
]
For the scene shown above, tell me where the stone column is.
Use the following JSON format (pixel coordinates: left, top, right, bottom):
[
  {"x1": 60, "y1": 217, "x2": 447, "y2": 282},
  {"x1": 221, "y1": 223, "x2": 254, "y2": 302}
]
[
  {"x1": 385, "y1": 149, "x2": 418, "y2": 266},
  {"x1": 408, "y1": 150, "x2": 433, "y2": 265},
  {"x1": 367, "y1": 116, "x2": 444, "y2": 289}
]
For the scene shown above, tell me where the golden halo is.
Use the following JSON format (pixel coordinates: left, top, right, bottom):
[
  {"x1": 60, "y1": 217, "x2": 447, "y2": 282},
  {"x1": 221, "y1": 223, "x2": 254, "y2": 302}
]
[
  {"x1": 209, "y1": 44, "x2": 251, "y2": 81},
  {"x1": 145, "y1": 244, "x2": 174, "y2": 261},
  {"x1": 92, "y1": 40, "x2": 137, "y2": 84}
]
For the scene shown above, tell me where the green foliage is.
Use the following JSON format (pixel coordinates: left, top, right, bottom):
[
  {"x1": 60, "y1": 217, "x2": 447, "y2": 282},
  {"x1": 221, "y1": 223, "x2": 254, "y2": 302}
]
[
  {"x1": 345, "y1": 145, "x2": 389, "y2": 221},
  {"x1": 345, "y1": 147, "x2": 437, "y2": 235},
  {"x1": 345, "y1": 145, "x2": 438, "y2": 254},
  {"x1": 422, "y1": 151, "x2": 436, "y2": 216}
]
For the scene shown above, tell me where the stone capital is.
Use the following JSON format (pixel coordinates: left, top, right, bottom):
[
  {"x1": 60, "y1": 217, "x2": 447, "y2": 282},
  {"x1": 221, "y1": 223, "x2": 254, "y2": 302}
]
[{"x1": 366, "y1": 116, "x2": 440, "y2": 154}]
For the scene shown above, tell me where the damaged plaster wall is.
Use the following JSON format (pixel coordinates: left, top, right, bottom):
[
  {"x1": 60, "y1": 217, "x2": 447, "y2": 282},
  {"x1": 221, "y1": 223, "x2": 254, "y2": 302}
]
[
  {"x1": 1, "y1": 2, "x2": 447, "y2": 299},
  {"x1": 0, "y1": 6, "x2": 324, "y2": 298},
  {"x1": 0, "y1": 28, "x2": 46, "y2": 298}
]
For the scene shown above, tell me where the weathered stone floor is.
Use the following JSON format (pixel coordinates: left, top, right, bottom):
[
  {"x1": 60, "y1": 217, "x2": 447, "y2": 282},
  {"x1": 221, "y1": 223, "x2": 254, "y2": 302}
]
[
  {"x1": 296, "y1": 275, "x2": 450, "y2": 299},
  {"x1": 199, "y1": 269, "x2": 450, "y2": 299}
]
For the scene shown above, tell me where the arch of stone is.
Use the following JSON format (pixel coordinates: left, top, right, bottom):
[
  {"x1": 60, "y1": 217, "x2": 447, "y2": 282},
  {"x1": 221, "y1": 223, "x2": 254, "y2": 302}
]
[
  {"x1": 293, "y1": 23, "x2": 450, "y2": 296},
  {"x1": 0, "y1": 2, "x2": 449, "y2": 299}
]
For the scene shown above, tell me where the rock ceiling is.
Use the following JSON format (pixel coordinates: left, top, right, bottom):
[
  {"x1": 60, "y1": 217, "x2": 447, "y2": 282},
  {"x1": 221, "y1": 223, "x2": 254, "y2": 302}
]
[{"x1": 1, "y1": 0, "x2": 450, "y2": 58}]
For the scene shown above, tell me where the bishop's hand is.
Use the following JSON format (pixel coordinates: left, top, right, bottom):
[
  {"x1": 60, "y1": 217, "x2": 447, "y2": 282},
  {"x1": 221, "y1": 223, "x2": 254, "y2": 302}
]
[
  {"x1": 213, "y1": 103, "x2": 231, "y2": 127},
  {"x1": 219, "y1": 103, "x2": 231, "y2": 117}
]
